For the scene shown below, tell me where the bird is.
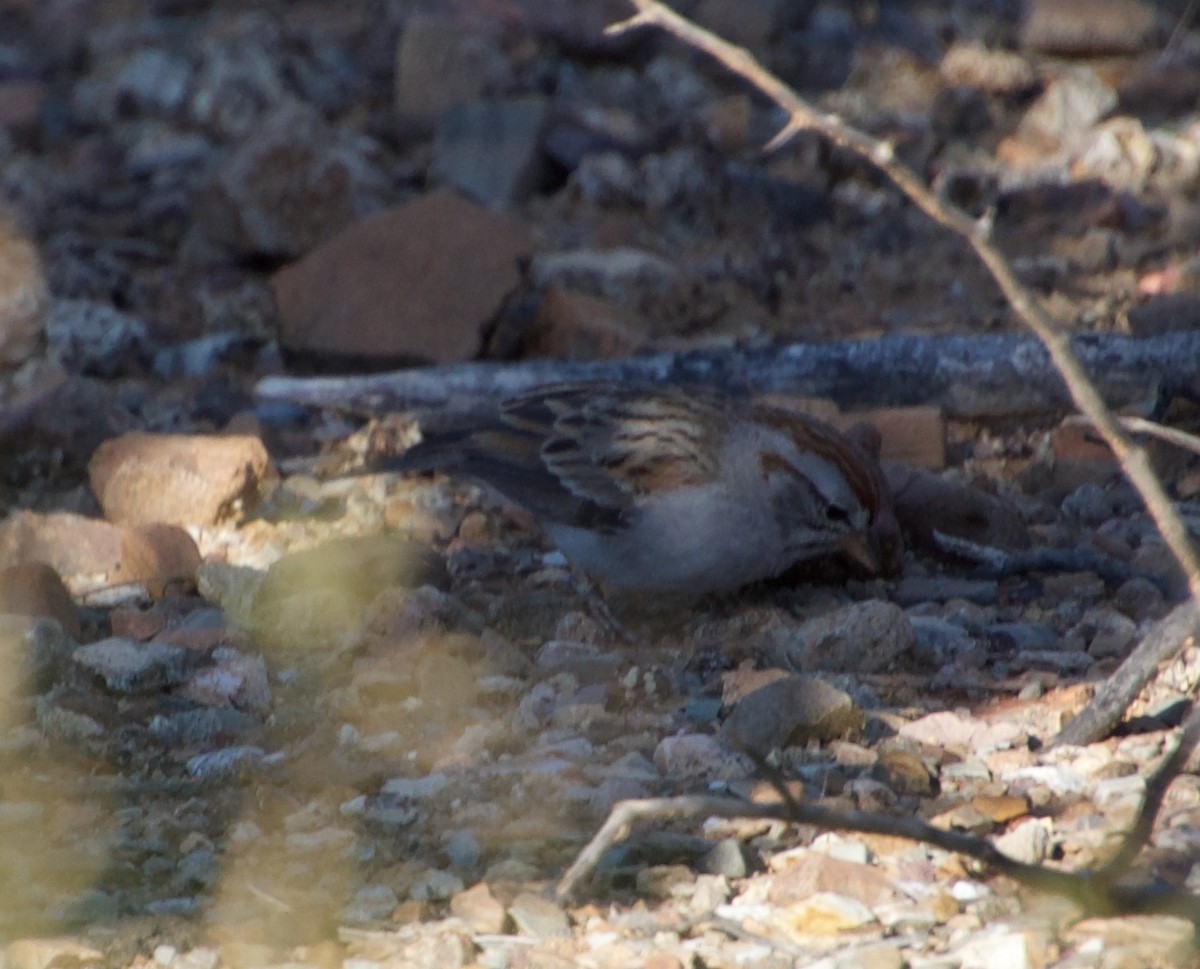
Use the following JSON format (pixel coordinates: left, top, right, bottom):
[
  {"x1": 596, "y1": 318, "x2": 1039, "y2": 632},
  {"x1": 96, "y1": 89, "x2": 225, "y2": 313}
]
[{"x1": 368, "y1": 382, "x2": 902, "y2": 595}]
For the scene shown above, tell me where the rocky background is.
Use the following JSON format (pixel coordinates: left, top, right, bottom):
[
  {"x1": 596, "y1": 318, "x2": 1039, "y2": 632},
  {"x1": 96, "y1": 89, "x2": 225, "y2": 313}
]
[{"x1": 2, "y1": 0, "x2": 1200, "y2": 967}]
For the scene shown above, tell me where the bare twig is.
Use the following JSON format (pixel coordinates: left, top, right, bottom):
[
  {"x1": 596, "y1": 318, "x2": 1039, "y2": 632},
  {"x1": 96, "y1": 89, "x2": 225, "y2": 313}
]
[
  {"x1": 932, "y1": 531, "x2": 1165, "y2": 590},
  {"x1": 1118, "y1": 416, "x2": 1200, "y2": 459},
  {"x1": 1055, "y1": 601, "x2": 1200, "y2": 748},
  {"x1": 554, "y1": 794, "x2": 1200, "y2": 921},
  {"x1": 1097, "y1": 702, "x2": 1200, "y2": 879},
  {"x1": 607, "y1": 0, "x2": 1200, "y2": 613}
]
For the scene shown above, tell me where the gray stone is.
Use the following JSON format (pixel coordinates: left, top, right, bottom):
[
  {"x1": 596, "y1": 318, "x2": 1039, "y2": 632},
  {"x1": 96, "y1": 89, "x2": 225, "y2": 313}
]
[
  {"x1": 721, "y1": 674, "x2": 863, "y2": 756},
  {"x1": 73, "y1": 637, "x2": 192, "y2": 693},
  {"x1": 44, "y1": 300, "x2": 151, "y2": 377},
  {"x1": 394, "y1": 14, "x2": 509, "y2": 125},
  {"x1": 792, "y1": 600, "x2": 915, "y2": 673},
  {"x1": 700, "y1": 838, "x2": 747, "y2": 879},
  {"x1": 1019, "y1": 66, "x2": 1117, "y2": 143},
  {"x1": 431, "y1": 96, "x2": 549, "y2": 209}
]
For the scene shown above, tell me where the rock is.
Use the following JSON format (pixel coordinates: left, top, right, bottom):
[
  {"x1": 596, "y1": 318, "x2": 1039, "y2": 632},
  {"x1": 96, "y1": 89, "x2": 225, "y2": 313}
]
[
  {"x1": 1021, "y1": 0, "x2": 1157, "y2": 56},
  {"x1": 187, "y1": 20, "x2": 287, "y2": 139},
  {"x1": 272, "y1": 191, "x2": 532, "y2": 363},
  {"x1": 1072, "y1": 117, "x2": 1163, "y2": 191},
  {"x1": 899, "y1": 710, "x2": 1024, "y2": 755},
  {"x1": 5, "y1": 938, "x2": 103, "y2": 969},
  {"x1": 0, "y1": 616, "x2": 77, "y2": 723},
  {"x1": 1018, "y1": 67, "x2": 1117, "y2": 146},
  {"x1": 1069, "y1": 607, "x2": 1137, "y2": 659},
  {"x1": 779, "y1": 891, "x2": 877, "y2": 935},
  {"x1": 939, "y1": 42, "x2": 1035, "y2": 95},
  {"x1": 520, "y1": 286, "x2": 648, "y2": 359},
  {"x1": 73, "y1": 637, "x2": 193, "y2": 693},
  {"x1": 450, "y1": 882, "x2": 507, "y2": 934},
  {"x1": 394, "y1": 14, "x2": 509, "y2": 126},
  {"x1": 430, "y1": 96, "x2": 549, "y2": 209},
  {"x1": 343, "y1": 885, "x2": 399, "y2": 922},
  {"x1": 0, "y1": 215, "x2": 47, "y2": 369},
  {"x1": 769, "y1": 848, "x2": 902, "y2": 908},
  {"x1": 792, "y1": 601, "x2": 915, "y2": 674},
  {"x1": 44, "y1": 299, "x2": 152, "y2": 376},
  {"x1": 653, "y1": 733, "x2": 752, "y2": 781},
  {"x1": 1113, "y1": 576, "x2": 1165, "y2": 622},
  {"x1": 0, "y1": 511, "x2": 200, "y2": 595},
  {"x1": 0, "y1": 562, "x2": 80, "y2": 638},
  {"x1": 700, "y1": 839, "x2": 747, "y2": 879},
  {"x1": 952, "y1": 922, "x2": 1055, "y2": 969},
  {"x1": 507, "y1": 892, "x2": 570, "y2": 939},
  {"x1": 1051, "y1": 414, "x2": 1121, "y2": 465},
  {"x1": 198, "y1": 101, "x2": 387, "y2": 259},
  {"x1": 721, "y1": 674, "x2": 863, "y2": 755},
  {"x1": 180, "y1": 649, "x2": 270, "y2": 712},
  {"x1": 0, "y1": 80, "x2": 48, "y2": 134},
  {"x1": 89, "y1": 432, "x2": 272, "y2": 527}
]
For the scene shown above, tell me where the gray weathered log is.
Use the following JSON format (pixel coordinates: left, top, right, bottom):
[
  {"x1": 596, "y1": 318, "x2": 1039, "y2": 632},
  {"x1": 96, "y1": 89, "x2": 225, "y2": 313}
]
[{"x1": 256, "y1": 330, "x2": 1200, "y2": 419}]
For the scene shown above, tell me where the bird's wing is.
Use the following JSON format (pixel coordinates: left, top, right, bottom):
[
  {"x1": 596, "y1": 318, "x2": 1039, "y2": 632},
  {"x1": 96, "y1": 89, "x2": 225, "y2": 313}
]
[{"x1": 395, "y1": 383, "x2": 732, "y2": 531}]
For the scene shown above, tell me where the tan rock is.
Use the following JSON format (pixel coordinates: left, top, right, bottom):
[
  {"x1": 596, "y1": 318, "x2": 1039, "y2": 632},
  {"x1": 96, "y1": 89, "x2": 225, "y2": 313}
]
[
  {"x1": 449, "y1": 882, "x2": 507, "y2": 934},
  {"x1": 272, "y1": 191, "x2": 532, "y2": 363},
  {"x1": 0, "y1": 562, "x2": 80, "y2": 638},
  {"x1": 89, "y1": 431, "x2": 271, "y2": 527},
  {"x1": 0, "y1": 511, "x2": 199, "y2": 595},
  {"x1": 1021, "y1": 0, "x2": 1156, "y2": 55},
  {"x1": 0, "y1": 216, "x2": 47, "y2": 369},
  {"x1": 768, "y1": 848, "x2": 902, "y2": 909}
]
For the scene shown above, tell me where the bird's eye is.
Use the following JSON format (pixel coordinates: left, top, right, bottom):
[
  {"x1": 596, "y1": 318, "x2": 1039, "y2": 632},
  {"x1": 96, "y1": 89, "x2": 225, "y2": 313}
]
[{"x1": 826, "y1": 503, "x2": 850, "y2": 523}]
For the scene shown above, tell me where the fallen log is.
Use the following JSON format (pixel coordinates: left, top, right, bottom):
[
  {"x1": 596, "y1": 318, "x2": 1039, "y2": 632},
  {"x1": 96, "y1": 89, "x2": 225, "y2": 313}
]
[{"x1": 255, "y1": 329, "x2": 1200, "y2": 420}]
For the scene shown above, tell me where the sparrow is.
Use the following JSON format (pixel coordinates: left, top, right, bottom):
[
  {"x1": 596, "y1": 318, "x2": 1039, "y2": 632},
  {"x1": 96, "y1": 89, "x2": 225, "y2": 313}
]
[{"x1": 369, "y1": 382, "x2": 901, "y2": 594}]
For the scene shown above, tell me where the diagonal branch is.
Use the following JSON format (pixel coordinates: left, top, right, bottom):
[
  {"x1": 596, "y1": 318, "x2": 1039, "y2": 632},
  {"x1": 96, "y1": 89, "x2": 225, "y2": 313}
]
[
  {"x1": 554, "y1": 793, "x2": 1200, "y2": 922},
  {"x1": 607, "y1": 0, "x2": 1200, "y2": 611},
  {"x1": 608, "y1": 0, "x2": 1200, "y2": 767}
]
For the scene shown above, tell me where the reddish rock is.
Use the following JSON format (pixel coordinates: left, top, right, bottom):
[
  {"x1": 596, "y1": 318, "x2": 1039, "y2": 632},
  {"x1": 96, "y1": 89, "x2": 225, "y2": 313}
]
[
  {"x1": 1051, "y1": 416, "x2": 1118, "y2": 465},
  {"x1": 0, "y1": 511, "x2": 200, "y2": 595},
  {"x1": 272, "y1": 191, "x2": 532, "y2": 362},
  {"x1": 109, "y1": 604, "x2": 168, "y2": 642},
  {"x1": 0, "y1": 562, "x2": 81, "y2": 638},
  {"x1": 522, "y1": 286, "x2": 647, "y2": 359},
  {"x1": 89, "y1": 432, "x2": 272, "y2": 527}
]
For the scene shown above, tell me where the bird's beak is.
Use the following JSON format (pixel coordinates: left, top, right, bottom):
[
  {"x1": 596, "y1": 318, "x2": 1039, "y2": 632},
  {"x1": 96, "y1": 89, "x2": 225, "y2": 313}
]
[{"x1": 838, "y1": 531, "x2": 880, "y2": 576}]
